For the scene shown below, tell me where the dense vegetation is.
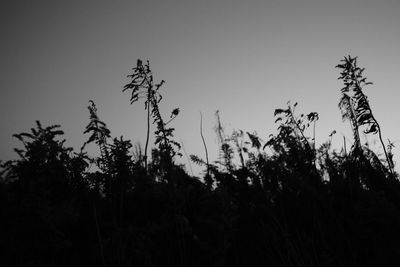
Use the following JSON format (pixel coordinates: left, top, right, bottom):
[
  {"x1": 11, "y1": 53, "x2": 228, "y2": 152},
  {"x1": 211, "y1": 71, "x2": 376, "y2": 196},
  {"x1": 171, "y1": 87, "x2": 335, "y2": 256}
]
[{"x1": 1, "y1": 56, "x2": 399, "y2": 266}]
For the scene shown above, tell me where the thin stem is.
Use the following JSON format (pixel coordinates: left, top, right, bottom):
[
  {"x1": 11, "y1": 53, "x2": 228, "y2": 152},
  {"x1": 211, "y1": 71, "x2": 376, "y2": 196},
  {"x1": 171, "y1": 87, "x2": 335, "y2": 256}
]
[
  {"x1": 142, "y1": 73, "x2": 153, "y2": 173},
  {"x1": 144, "y1": 88, "x2": 150, "y2": 173},
  {"x1": 200, "y1": 112, "x2": 210, "y2": 177},
  {"x1": 313, "y1": 120, "x2": 316, "y2": 151},
  {"x1": 313, "y1": 120, "x2": 318, "y2": 166},
  {"x1": 374, "y1": 120, "x2": 395, "y2": 178},
  {"x1": 180, "y1": 140, "x2": 194, "y2": 176},
  {"x1": 165, "y1": 114, "x2": 177, "y2": 125}
]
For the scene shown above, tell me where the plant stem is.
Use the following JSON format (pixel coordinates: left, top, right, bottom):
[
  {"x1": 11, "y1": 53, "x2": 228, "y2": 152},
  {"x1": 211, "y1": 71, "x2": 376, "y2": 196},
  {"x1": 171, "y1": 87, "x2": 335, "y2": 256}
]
[
  {"x1": 200, "y1": 112, "x2": 210, "y2": 177},
  {"x1": 313, "y1": 120, "x2": 317, "y2": 166},
  {"x1": 289, "y1": 107, "x2": 312, "y2": 152},
  {"x1": 144, "y1": 87, "x2": 150, "y2": 173},
  {"x1": 349, "y1": 97, "x2": 361, "y2": 151},
  {"x1": 180, "y1": 140, "x2": 194, "y2": 176},
  {"x1": 374, "y1": 119, "x2": 395, "y2": 178}
]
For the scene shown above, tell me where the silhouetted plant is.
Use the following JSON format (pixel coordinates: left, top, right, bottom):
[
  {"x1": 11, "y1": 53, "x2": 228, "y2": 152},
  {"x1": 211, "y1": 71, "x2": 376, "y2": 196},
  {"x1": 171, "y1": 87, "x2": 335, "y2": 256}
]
[
  {"x1": 123, "y1": 60, "x2": 181, "y2": 176},
  {"x1": 338, "y1": 92, "x2": 361, "y2": 152},
  {"x1": 0, "y1": 121, "x2": 94, "y2": 266},
  {"x1": 2, "y1": 121, "x2": 73, "y2": 184},
  {"x1": 264, "y1": 102, "x2": 322, "y2": 191},
  {"x1": 268, "y1": 102, "x2": 317, "y2": 155},
  {"x1": 3, "y1": 56, "x2": 400, "y2": 266},
  {"x1": 199, "y1": 112, "x2": 212, "y2": 187},
  {"x1": 213, "y1": 111, "x2": 235, "y2": 172},
  {"x1": 336, "y1": 55, "x2": 394, "y2": 177},
  {"x1": 123, "y1": 59, "x2": 154, "y2": 172},
  {"x1": 82, "y1": 100, "x2": 111, "y2": 172},
  {"x1": 246, "y1": 131, "x2": 262, "y2": 150}
]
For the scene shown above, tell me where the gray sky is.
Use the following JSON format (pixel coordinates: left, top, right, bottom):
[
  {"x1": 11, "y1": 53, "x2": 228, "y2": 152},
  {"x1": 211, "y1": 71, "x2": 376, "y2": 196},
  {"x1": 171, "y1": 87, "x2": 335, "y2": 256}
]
[{"x1": 1, "y1": 0, "x2": 400, "y2": 175}]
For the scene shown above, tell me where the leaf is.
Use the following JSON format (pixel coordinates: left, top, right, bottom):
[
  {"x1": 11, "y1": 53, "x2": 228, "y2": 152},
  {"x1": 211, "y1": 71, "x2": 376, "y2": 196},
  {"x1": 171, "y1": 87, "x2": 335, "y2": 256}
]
[
  {"x1": 364, "y1": 123, "x2": 378, "y2": 134},
  {"x1": 86, "y1": 134, "x2": 97, "y2": 145},
  {"x1": 12, "y1": 134, "x2": 24, "y2": 142},
  {"x1": 246, "y1": 132, "x2": 261, "y2": 149},
  {"x1": 357, "y1": 113, "x2": 372, "y2": 124},
  {"x1": 190, "y1": 154, "x2": 205, "y2": 166},
  {"x1": 53, "y1": 130, "x2": 64, "y2": 136},
  {"x1": 13, "y1": 149, "x2": 26, "y2": 160},
  {"x1": 263, "y1": 137, "x2": 276, "y2": 150},
  {"x1": 274, "y1": 108, "x2": 289, "y2": 117}
]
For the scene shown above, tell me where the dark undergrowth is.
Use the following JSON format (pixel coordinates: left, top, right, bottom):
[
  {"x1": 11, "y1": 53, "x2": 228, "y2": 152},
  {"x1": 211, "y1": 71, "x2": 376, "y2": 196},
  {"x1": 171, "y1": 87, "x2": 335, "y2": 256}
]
[{"x1": 1, "y1": 56, "x2": 400, "y2": 266}]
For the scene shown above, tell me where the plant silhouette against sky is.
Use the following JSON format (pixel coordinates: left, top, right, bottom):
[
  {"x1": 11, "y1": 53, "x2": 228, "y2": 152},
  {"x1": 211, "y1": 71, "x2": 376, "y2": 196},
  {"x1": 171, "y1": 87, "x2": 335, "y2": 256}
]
[
  {"x1": 1, "y1": 56, "x2": 400, "y2": 266},
  {"x1": 336, "y1": 55, "x2": 394, "y2": 177}
]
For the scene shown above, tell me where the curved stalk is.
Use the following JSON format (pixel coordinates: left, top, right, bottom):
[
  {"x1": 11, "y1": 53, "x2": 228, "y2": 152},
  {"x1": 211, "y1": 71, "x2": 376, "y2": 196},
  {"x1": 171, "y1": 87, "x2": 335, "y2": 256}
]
[
  {"x1": 373, "y1": 118, "x2": 394, "y2": 178},
  {"x1": 200, "y1": 112, "x2": 210, "y2": 177}
]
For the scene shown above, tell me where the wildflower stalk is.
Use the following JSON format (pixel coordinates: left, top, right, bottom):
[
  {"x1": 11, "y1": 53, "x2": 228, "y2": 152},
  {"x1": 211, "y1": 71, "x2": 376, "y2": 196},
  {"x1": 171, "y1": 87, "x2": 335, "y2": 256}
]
[{"x1": 336, "y1": 55, "x2": 394, "y2": 177}]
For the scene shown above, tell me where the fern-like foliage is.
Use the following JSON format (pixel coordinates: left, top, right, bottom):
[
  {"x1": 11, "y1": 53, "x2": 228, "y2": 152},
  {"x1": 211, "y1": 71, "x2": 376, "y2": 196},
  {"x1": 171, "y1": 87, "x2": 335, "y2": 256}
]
[
  {"x1": 0, "y1": 121, "x2": 80, "y2": 189},
  {"x1": 82, "y1": 100, "x2": 111, "y2": 174},
  {"x1": 2, "y1": 56, "x2": 400, "y2": 266},
  {"x1": 12, "y1": 120, "x2": 71, "y2": 164},
  {"x1": 124, "y1": 60, "x2": 181, "y2": 180},
  {"x1": 269, "y1": 102, "x2": 317, "y2": 154},
  {"x1": 336, "y1": 56, "x2": 375, "y2": 133},
  {"x1": 336, "y1": 55, "x2": 394, "y2": 177}
]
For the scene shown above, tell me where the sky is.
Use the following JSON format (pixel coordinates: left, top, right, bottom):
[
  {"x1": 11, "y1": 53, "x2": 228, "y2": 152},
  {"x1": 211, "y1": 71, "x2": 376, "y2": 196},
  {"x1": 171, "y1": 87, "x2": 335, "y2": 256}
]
[{"x1": 1, "y1": 0, "x2": 400, "y2": 175}]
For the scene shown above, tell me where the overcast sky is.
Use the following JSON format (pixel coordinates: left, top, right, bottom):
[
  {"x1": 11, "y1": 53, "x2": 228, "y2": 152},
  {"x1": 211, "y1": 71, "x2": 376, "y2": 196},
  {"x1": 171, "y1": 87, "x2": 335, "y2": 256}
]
[{"x1": 1, "y1": 0, "x2": 400, "y2": 175}]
